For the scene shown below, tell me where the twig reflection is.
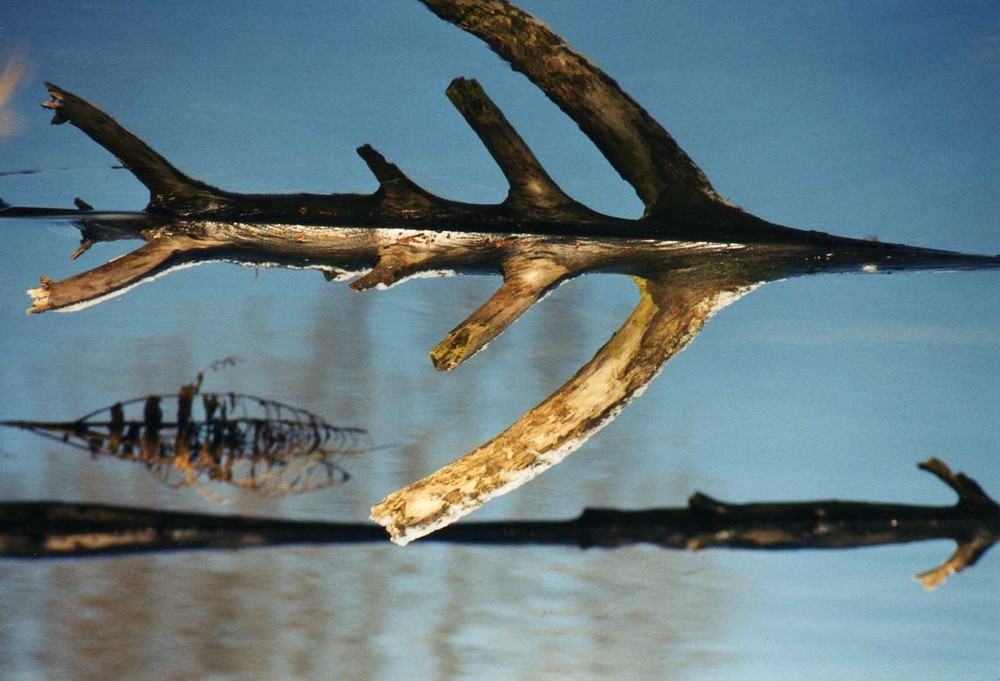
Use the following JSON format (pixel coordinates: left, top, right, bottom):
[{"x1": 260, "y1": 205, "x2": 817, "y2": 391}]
[{"x1": 1, "y1": 373, "x2": 370, "y2": 499}]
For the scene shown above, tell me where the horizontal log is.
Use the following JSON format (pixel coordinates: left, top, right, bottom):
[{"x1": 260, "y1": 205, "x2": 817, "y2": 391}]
[{"x1": 3, "y1": 461, "x2": 994, "y2": 589}]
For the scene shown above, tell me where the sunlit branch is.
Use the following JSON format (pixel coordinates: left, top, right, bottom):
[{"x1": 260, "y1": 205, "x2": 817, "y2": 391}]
[{"x1": 373, "y1": 274, "x2": 760, "y2": 544}]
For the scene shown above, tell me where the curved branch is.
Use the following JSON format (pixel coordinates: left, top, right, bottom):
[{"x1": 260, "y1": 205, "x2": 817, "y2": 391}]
[
  {"x1": 27, "y1": 235, "x2": 218, "y2": 313},
  {"x1": 372, "y1": 272, "x2": 761, "y2": 544},
  {"x1": 41, "y1": 83, "x2": 231, "y2": 215}
]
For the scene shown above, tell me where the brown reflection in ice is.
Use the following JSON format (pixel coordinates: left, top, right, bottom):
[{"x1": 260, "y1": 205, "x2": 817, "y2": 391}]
[
  {"x1": 15, "y1": 546, "x2": 726, "y2": 680},
  {"x1": 422, "y1": 546, "x2": 731, "y2": 680}
]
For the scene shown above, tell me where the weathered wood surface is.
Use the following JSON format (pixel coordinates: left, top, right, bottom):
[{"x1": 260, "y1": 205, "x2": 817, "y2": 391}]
[{"x1": 1, "y1": 0, "x2": 997, "y2": 543}]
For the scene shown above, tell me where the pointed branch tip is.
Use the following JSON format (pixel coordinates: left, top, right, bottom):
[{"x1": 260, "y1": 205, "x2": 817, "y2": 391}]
[{"x1": 355, "y1": 144, "x2": 435, "y2": 208}]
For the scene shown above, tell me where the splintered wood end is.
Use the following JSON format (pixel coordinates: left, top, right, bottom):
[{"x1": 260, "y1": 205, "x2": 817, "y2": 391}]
[
  {"x1": 40, "y1": 83, "x2": 69, "y2": 124},
  {"x1": 430, "y1": 257, "x2": 570, "y2": 371},
  {"x1": 915, "y1": 536, "x2": 996, "y2": 590},
  {"x1": 26, "y1": 276, "x2": 53, "y2": 314},
  {"x1": 21, "y1": 236, "x2": 213, "y2": 314}
]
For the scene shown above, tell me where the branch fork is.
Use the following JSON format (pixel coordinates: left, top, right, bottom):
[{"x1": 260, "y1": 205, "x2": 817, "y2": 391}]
[{"x1": 914, "y1": 458, "x2": 998, "y2": 589}]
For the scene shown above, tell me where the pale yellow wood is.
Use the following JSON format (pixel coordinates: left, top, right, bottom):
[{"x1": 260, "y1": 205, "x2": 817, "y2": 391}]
[{"x1": 373, "y1": 272, "x2": 761, "y2": 544}]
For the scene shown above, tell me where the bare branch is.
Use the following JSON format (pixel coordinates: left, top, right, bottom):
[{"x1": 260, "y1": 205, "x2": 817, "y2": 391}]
[
  {"x1": 372, "y1": 273, "x2": 760, "y2": 544},
  {"x1": 11, "y1": 458, "x2": 996, "y2": 591},
  {"x1": 445, "y1": 77, "x2": 579, "y2": 212},
  {"x1": 430, "y1": 255, "x2": 570, "y2": 370},
  {"x1": 2, "y1": 4, "x2": 996, "y2": 544},
  {"x1": 41, "y1": 83, "x2": 231, "y2": 215},
  {"x1": 27, "y1": 235, "x2": 217, "y2": 314},
  {"x1": 420, "y1": 0, "x2": 725, "y2": 212}
]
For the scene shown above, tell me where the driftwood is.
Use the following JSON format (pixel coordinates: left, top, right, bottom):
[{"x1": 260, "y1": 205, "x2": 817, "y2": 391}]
[
  {"x1": 1, "y1": 1, "x2": 997, "y2": 543},
  {"x1": 1, "y1": 460, "x2": 994, "y2": 589},
  {"x1": 1, "y1": 374, "x2": 370, "y2": 498}
]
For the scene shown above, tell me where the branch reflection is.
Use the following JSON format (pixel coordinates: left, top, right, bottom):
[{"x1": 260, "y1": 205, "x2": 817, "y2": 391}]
[
  {"x1": 1, "y1": 370, "x2": 371, "y2": 499},
  {"x1": 2, "y1": 460, "x2": 993, "y2": 589}
]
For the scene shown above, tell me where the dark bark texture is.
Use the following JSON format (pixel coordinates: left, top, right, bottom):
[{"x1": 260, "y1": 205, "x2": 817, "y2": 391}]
[{"x1": 1, "y1": 460, "x2": 994, "y2": 589}]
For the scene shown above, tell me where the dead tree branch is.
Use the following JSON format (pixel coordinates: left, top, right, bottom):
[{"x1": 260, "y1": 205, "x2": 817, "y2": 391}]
[
  {"x1": 419, "y1": 0, "x2": 724, "y2": 211},
  {"x1": 0, "y1": 1, "x2": 997, "y2": 543},
  {"x1": 41, "y1": 84, "x2": 232, "y2": 216},
  {"x1": 373, "y1": 274, "x2": 759, "y2": 543},
  {"x1": 2, "y1": 461, "x2": 994, "y2": 588}
]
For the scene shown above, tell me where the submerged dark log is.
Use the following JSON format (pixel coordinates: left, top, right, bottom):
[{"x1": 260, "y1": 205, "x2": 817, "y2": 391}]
[
  {"x1": 1, "y1": 0, "x2": 997, "y2": 543},
  {"x1": 1, "y1": 460, "x2": 994, "y2": 589}
]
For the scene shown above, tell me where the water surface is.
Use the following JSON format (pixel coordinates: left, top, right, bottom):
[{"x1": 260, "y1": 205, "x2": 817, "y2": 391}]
[{"x1": 1, "y1": 2, "x2": 997, "y2": 679}]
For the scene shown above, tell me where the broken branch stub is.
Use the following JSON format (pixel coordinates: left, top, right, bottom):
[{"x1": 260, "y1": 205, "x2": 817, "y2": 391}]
[
  {"x1": 6, "y1": 459, "x2": 997, "y2": 590},
  {"x1": 445, "y1": 78, "x2": 581, "y2": 213}
]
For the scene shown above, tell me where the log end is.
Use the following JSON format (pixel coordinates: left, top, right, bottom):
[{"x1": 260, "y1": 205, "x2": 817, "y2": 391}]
[
  {"x1": 26, "y1": 276, "x2": 53, "y2": 314},
  {"x1": 429, "y1": 326, "x2": 481, "y2": 371}
]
